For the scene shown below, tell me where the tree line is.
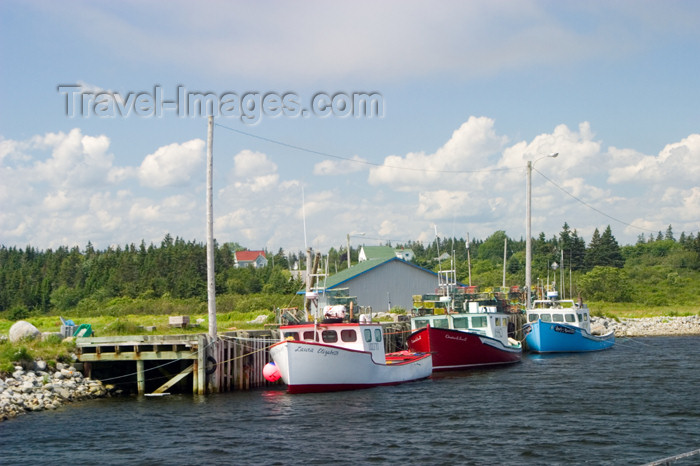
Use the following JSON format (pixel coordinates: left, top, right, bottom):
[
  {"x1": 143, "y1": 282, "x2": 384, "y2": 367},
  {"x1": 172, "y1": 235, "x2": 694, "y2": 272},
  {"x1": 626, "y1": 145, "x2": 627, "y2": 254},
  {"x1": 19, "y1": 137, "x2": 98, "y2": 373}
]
[{"x1": 2, "y1": 224, "x2": 700, "y2": 317}]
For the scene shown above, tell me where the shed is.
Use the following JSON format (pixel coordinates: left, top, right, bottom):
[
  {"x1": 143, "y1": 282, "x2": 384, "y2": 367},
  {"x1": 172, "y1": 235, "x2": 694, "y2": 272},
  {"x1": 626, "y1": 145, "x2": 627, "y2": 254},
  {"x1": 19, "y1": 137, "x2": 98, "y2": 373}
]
[{"x1": 321, "y1": 257, "x2": 440, "y2": 312}]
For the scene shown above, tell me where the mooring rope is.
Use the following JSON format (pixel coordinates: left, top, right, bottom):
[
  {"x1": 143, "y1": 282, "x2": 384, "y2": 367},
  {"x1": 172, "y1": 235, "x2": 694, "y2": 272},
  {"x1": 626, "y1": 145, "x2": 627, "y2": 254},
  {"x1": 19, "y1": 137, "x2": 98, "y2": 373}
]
[{"x1": 642, "y1": 448, "x2": 700, "y2": 466}]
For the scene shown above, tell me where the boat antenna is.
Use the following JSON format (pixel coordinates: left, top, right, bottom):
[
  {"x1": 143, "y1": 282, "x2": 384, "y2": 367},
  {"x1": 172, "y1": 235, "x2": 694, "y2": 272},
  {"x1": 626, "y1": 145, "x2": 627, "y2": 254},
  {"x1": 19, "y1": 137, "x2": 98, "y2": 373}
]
[
  {"x1": 302, "y1": 185, "x2": 308, "y2": 251},
  {"x1": 466, "y1": 232, "x2": 472, "y2": 287}
]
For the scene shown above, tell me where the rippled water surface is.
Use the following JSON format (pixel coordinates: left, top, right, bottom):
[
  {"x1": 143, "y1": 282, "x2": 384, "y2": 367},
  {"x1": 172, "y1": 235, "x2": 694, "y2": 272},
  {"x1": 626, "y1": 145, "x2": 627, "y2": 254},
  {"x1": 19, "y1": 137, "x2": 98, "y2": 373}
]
[{"x1": 2, "y1": 336, "x2": 699, "y2": 465}]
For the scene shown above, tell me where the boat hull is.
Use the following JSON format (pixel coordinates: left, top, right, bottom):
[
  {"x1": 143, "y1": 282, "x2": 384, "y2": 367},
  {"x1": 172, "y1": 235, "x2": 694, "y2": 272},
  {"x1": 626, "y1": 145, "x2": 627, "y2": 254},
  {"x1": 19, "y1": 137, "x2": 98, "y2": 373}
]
[
  {"x1": 407, "y1": 327, "x2": 521, "y2": 371},
  {"x1": 523, "y1": 321, "x2": 615, "y2": 353},
  {"x1": 269, "y1": 341, "x2": 432, "y2": 394}
]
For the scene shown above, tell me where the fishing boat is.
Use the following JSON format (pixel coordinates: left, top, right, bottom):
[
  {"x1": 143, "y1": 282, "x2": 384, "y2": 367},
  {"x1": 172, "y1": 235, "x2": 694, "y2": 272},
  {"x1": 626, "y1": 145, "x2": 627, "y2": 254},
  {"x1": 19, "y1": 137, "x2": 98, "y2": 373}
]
[
  {"x1": 522, "y1": 291, "x2": 614, "y2": 353},
  {"x1": 269, "y1": 317, "x2": 432, "y2": 394},
  {"x1": 267, "y1": 255, "x2": 432, "y2": 393},
  {"x1": 406, "y1": 259, "x2": 522, "y2": 371},
  {"x1": 407, "y1": 290, "x2": 522, "y2": 371}
]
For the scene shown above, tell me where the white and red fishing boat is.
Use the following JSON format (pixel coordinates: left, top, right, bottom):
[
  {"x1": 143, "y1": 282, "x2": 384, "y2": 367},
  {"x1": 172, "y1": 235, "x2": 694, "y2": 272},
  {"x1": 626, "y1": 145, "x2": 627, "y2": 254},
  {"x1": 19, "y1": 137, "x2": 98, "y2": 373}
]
[
  {"x1": 269, "y1": 317, "x2": 432, "y2": 394},
  {"x1": 267, "y1": 268, "x2": 432, "y2": 394},
  {"x1": 407, "y1": 267, "x2": 522, "y2": 371}
]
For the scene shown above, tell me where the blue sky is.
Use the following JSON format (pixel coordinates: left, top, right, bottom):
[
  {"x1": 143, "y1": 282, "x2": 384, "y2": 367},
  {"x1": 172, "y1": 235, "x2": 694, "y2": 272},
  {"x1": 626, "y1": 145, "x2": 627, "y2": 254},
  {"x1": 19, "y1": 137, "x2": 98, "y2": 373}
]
[{"x1": 2, "y1": 0, "x2": 700, "y2": 255}]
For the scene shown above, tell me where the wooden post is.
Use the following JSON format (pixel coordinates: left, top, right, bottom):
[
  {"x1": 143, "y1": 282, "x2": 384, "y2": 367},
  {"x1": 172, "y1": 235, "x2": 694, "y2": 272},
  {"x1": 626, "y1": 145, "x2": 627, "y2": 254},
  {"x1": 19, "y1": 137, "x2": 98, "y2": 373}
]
[
  {"x1": 197, "y1": 334, "x2": 206, "y2": 395},
  {"x1": 192, "y1": 357, "x2": 199, "y2": 395},
  {"x1": 136, "y1": 359, "x2": 145, "y2": 395}
]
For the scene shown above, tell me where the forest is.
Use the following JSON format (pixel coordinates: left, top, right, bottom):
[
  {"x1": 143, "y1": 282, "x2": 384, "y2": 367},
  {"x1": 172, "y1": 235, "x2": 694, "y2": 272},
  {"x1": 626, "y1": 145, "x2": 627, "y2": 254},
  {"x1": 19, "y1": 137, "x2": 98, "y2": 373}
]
[{"x1": 2, "y1": 224, "x2": 700, "y2": 319}]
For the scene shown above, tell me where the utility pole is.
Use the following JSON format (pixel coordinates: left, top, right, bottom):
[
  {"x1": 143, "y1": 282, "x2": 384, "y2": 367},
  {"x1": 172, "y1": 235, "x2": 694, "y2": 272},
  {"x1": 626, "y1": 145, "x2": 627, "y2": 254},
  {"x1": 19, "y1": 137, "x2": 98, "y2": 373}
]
[
  {"x1": 206, "y1": 116, "x2": 216, "y2": 339},
  {"x1": 526, "y1": 160, "x2": 533, "y2": 306}
]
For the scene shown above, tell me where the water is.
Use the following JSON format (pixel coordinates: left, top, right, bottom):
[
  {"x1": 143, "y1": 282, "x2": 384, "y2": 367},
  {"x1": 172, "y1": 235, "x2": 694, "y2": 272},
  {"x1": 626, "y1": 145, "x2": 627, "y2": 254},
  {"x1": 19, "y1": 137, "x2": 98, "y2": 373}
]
[{"x1": 2, "y1": 337, "x2": 699, "y2": 465}]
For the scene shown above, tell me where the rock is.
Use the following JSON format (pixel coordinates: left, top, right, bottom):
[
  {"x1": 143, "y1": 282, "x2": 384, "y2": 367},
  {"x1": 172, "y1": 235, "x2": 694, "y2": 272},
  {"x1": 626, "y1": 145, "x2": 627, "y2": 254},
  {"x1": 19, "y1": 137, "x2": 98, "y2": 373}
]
[
  {"x1": 34, "y1": 360, "x2": 47, "y2": 372},
  {"x1": 247, "y1": 315, "x2": 268, "y2": 324},
  {"x1": 9, "y1": 321, "x2": 41, "y2": 343},
  {"x1": 0, "y1": 362, "x2": 109, "y2": 422}
]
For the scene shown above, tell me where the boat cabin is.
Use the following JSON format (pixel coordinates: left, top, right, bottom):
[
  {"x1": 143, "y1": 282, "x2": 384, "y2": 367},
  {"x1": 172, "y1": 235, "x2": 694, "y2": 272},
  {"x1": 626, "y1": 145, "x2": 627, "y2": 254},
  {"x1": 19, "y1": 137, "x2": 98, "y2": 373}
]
[
  {"x1": 526, "y1": 299, "x2": 591, "y2": 332},
  {"x1": 279, "y1": 322, "x2": 388, "y2": 363},
  {"x1": 411, "y1": 302, "x2": 510, "y2": 341}
]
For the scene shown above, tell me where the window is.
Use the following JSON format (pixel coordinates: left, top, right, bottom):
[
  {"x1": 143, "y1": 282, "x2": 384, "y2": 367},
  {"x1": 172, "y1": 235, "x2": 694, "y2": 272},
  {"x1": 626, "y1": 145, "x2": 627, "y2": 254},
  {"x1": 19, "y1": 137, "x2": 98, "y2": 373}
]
[
  {"x1": 364, "y1": 329, "x2": 372, "y2": 342},
  {"x1": 540, "y1": 314, "x2": 552, "y2": 322},
  {"x1": 577, "y1": 313, "x2": 583, "y2": 322},
  {"x1": 375, "y1": 329, "x2": 383, "y2": 342},
  {"x1": 433, "y1": 317, "x2": 449, "y2": 329},
  {"x1": 565, "y1": 314, "x2": 576, "y2": 323},
  {"x1": 471, "y1": 316, "x2": 487, "y2": 328},
  {"x1": 340, "y1": 329, "x2": 357, "y2": 342},
  {"x1": 283, "y1": 332, "x2": 299, "y2": 340},
  {"x1": 322, "y1": 330, "x2": 338, "y2": 343},
  {"x1": 528, "y1": 314, "x2": 539, "y2": 322},
  {"x1": 414, "y1": 319, "x2": 429, "y2": 329},
  {"x1": 303, "y1": 331, "x2": 316, "y2": 341},
  {"x1": 453, "y1": 317, "x2": 470, "y2": 329},
  {"x1": 583, "y1": 313, "x2": 588, "y2": 321},
  {"x1": 552, "y1": 314, "x2": 564, "y2": 322}
]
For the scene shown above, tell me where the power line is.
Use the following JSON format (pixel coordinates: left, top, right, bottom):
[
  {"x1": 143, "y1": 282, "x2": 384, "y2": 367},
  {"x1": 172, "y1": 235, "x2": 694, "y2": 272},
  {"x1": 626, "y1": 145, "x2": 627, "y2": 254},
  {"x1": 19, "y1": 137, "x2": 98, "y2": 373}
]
[
  {"x1": 214, "y1": 122, "x2": 518, "y2": 175},
  {"x1": 533, "y1": 168, "x2": 658, "y2": 233}
]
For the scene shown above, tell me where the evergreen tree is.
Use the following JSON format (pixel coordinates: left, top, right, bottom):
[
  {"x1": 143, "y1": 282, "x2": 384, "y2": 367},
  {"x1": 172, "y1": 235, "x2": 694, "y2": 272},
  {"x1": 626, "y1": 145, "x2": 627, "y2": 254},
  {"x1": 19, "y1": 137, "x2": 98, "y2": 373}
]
[
  {"x1": 600, "y1": 225, "x2": 624, "y2": 268},
  {"x1": 665, "y1": 225, "x2": 675, "y2": 241},
  {"x1": 585, "y1": 228, "x2": 603, "y2": 269},
  {"x1": 587, "y1": 225, "x2": 624, "y2": 268}
]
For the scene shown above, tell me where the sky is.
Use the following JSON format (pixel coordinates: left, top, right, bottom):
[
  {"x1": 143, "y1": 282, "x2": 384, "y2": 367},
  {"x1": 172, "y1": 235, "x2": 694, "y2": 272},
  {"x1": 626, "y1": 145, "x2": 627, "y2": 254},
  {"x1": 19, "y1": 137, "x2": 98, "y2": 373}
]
[{"x1": 2, "y1": 0, "x2": 700, "y2": 256}]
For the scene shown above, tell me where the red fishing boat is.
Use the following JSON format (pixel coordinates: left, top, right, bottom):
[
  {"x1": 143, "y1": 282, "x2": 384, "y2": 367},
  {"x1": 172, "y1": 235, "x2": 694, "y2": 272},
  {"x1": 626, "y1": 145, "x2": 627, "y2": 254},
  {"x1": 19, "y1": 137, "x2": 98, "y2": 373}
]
[{"x1": 407, "y1": 268, "x2": 522, "y2": 371}]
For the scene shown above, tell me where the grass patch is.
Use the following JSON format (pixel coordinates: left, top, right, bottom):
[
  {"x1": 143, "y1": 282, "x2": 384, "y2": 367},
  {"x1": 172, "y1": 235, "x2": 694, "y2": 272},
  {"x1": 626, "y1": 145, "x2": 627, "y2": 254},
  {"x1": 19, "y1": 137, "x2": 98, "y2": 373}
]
[{"x1": 0, "y1": 336, "x2": 75, "y2": 376}]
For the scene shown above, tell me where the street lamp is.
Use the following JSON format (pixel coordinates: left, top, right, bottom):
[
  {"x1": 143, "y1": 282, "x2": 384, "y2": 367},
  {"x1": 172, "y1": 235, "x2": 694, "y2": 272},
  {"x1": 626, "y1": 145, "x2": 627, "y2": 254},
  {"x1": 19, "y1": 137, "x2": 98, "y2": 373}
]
[
  {"x1": 525, "y1": 152, "x2": 558, "y2": 306},
  {"x1": 346, "y1": 232, "x2": 365, "y2": 267}
]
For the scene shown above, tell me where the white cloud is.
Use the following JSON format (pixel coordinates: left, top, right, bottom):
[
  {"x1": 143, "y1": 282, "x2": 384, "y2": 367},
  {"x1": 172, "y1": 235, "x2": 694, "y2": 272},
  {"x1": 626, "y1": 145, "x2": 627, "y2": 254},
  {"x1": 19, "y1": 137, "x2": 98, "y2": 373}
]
[
  {"x1": 313, "y1": 155, "x2": 368, "y2": 176},
  {"x1": 368, "y1": 116, "x2": 507, "y2": 190},
  {"x1": 608, "y1": 134, "x2": 700, "y2": 184},
  {"x1": 232, "y1": 150, "x2": 279, "y2": 192},
  {"x1": 139, "y1": 139, "x2": 205, "y2": 188},
  {"x1": 28, "y1": 129, "x2": 116, "y2": 188}
]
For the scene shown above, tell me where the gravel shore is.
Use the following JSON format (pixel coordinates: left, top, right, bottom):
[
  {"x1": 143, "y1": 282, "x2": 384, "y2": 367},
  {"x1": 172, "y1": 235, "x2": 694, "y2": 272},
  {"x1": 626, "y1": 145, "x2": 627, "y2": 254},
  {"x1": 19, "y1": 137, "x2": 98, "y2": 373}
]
[{"x1": 592, "y1": 315, "x2": 700, "y2": 337}]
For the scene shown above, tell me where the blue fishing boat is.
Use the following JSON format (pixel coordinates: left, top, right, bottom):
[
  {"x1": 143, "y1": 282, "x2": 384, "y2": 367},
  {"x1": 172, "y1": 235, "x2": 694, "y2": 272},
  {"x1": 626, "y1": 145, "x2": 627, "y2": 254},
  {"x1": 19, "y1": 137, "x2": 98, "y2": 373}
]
[{"x1": 522, "y1": 292, "x2": 614, "y2": 353}]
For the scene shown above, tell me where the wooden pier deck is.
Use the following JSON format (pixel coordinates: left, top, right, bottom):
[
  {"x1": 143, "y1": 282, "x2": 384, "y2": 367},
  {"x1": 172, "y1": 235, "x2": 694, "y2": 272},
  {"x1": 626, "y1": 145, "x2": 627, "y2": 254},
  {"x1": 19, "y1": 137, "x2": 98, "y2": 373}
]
[{"x1": 75, "y1": 330, "x2": 280, "y2": 395}]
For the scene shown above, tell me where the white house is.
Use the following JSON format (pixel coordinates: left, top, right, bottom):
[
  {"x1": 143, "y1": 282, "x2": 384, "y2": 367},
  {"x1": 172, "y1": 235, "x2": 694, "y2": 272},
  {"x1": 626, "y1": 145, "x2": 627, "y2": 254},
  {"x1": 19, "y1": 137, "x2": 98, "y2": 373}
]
[{"x1": 234, "y1": 250, "x2": 268, "y2": 268}]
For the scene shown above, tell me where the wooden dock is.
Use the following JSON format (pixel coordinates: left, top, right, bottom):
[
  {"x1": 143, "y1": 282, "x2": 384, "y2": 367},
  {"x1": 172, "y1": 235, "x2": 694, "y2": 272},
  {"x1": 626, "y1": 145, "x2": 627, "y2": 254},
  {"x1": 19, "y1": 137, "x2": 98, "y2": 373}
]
[{"x1": 76, "y1": 330, "x2": 280, "y2": 395}]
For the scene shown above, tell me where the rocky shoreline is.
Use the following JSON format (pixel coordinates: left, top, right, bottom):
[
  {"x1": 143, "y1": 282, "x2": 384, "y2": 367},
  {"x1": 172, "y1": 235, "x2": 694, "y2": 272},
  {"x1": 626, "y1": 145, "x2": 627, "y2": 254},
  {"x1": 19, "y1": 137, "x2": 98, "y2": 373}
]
[
  {"x1": 591, "y1": 315, "x2": 700, "y2": 337},
  {"x1": 0, "y1": 361, "x2": 109, "y2": 422}
]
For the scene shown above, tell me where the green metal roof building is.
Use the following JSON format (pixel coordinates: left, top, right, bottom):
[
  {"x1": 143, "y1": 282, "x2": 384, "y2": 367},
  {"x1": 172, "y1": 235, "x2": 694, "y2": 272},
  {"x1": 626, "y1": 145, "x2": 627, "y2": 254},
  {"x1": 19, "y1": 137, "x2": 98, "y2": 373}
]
[{"x1": 321, "y1": 256, "x2": 439, "y2": 312}]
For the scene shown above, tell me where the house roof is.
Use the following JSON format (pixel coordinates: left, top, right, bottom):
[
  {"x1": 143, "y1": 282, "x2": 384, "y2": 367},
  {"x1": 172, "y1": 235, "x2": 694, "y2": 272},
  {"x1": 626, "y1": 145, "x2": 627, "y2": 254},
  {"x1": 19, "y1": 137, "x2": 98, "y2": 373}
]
[
  {"x1": 323, "y1": 257, "x2": 439, "y2": 289},
  {"x1": 360, "y1": 246, "x2": 397, "y2": 260},
  {"x1": 235, "y1": 250, "x2": 266, "y2": 261}
]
